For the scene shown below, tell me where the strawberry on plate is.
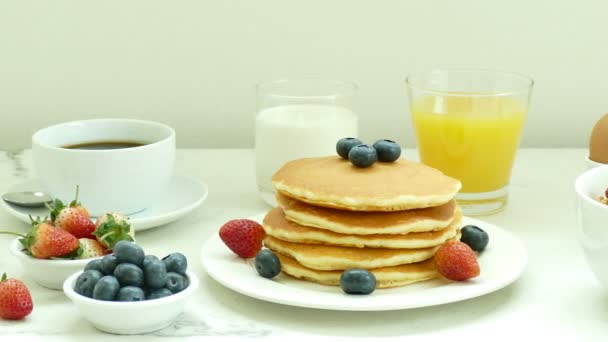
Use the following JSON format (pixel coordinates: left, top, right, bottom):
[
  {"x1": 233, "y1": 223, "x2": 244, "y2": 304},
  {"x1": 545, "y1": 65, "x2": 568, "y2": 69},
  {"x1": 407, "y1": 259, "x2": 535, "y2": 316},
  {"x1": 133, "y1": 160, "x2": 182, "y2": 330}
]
[
  {"x1": 93, "y1": 212, "x2": 134, "y2": 250},
  {"x1": 47, "y1": 186, "x2": 96, "y2": 239},
  {"x1": 434, "y1": 241, "x2": 480, "y2": 281},
  {"x1": 1, "y1": 218, "x2": 80, "y2": 259},
  {"x1": 219, "y1": 219, "x2": 265, "y2": 258},
  {"x1": 0, "y1": 273, "x2": 33, "y2": 320}
]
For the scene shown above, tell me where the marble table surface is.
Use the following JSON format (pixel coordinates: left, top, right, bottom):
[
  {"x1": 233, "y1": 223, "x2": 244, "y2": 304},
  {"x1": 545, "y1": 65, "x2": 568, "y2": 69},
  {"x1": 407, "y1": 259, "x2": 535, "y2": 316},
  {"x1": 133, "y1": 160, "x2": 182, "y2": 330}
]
[{"x1": 0, "y1": 148, "x2": 606, "y2": 341}]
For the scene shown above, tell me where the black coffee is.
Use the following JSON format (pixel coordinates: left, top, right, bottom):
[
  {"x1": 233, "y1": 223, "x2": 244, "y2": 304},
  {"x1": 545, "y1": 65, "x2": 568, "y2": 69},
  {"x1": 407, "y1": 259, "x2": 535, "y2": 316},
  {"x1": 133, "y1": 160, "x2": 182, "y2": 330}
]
[{"x1": 63, "y1": 141, "x2": 146, "y2": 150}]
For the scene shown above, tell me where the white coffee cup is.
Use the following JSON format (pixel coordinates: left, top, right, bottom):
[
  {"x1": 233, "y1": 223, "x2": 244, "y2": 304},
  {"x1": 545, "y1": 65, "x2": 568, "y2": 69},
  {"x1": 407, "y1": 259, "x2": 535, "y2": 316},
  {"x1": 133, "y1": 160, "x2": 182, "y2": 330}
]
[{"x1": 32, "y1": 119, "x2": 175, "y2": 216}]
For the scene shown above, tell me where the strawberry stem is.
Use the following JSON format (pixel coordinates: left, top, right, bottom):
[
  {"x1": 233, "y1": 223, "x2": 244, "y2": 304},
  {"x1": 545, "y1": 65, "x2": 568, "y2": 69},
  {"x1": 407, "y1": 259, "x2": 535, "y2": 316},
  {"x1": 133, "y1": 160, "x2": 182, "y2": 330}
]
[
  {"x1": 0, "y1": 231, "x2": 26, "y2": 238},
  {"x1": 1, "y1": 273, "x2": 6, "y2": 282}
]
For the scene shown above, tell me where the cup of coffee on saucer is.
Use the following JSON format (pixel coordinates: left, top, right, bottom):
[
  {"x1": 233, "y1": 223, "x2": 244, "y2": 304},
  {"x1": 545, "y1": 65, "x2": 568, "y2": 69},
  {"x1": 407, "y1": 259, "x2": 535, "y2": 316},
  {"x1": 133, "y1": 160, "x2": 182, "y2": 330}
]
[{"x1": 31, "y1": 119, "x2": 176, "y2": 217}]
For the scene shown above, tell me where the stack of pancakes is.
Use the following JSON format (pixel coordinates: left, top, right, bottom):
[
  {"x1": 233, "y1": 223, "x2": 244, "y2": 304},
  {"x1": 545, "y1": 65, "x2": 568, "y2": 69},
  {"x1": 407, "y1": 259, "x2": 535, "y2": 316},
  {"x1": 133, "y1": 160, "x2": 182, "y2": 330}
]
[{"x1": 263, "y1": 156, "x2": 462, "y2": 288}]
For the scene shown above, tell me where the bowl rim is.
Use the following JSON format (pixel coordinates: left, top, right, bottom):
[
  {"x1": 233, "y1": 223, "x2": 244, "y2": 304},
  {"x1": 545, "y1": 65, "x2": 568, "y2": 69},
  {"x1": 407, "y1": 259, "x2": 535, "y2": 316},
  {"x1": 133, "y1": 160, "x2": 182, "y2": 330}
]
[
  {"x1": 63, "y1": 269, "x2": 199, "y2": 307},
  {"x1": 10, "y1": 238, "x2": 99, "y2": 265},
  {"x1": 575, "y1": 164, "x2": 608, "y2": 211}
]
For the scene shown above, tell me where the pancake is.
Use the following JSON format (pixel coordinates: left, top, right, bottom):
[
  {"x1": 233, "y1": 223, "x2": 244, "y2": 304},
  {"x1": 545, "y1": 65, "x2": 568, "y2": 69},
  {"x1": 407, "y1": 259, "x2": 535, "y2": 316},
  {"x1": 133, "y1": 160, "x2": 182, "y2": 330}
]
[
  {"x1": 263, "y1": 235, "x2": 441, "y2": 271},
  {"x1": 263, "y1": 206, "x2": 462, "y2": 249},
  {"x1": 272, "y1": 156, "x2": 461, "y2": 211},
  {"x1": 277, "y1": 192, "x2": 458, "y2": 235},
  {"x1": 276, "y1": 252, "x2": 438, "y2": 288}
]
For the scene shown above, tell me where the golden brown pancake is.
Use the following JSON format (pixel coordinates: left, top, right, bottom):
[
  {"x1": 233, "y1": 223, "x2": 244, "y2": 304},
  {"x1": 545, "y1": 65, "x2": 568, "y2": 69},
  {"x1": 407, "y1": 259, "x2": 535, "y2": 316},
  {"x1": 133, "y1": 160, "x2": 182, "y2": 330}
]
[
  {"x1": 276, "y1": 252, "x2": 438, "y2": 288},
  {"x1": 272, "y1": 156, "x2": 461, "y2": 211},
  {"x1": 277, "y1": 192, "x2": 458, "y2": 235},
  {"x1": 263, "y1": 206, "x2": 462, "y2": 249},
  {"x1": 263, "y1": 235, "x2": 440, "y2": 271}
]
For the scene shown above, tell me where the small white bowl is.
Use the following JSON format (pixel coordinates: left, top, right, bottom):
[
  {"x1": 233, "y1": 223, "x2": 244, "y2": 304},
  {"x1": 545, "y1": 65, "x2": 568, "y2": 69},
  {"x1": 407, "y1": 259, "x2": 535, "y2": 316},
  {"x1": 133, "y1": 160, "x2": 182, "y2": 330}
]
[
  {"x1": 575, "y1": 165, "x2": 608, "y2": 288},
  {"x1": 63, "y1": 270, "x2": 199, "y2": 335},
  {"x1": 585, "y1": 155, "x2": 606, "y2": 170},
  {"x1": 9, "y1": 238, "x2": 99, "y2": 290}
]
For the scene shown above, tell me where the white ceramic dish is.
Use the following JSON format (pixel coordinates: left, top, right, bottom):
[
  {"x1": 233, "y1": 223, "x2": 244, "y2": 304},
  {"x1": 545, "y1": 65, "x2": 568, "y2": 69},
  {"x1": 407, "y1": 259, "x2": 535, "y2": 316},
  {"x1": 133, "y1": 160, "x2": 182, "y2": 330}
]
[
  {"x1": 1, "y1": 175, "x2": 208, "y2": 231},
  {"x1": 9, "y1": 238, "x2": 100, "y2": 290},
  {"x1": 63, "y1": 270, "x2": 199, "y2": 335},
  {"x1": 575, "y1": 165, "x2": 608, "y2": 288},
  {"x1": 201, "y1": 214, "x2": 527, "y2": 311}
]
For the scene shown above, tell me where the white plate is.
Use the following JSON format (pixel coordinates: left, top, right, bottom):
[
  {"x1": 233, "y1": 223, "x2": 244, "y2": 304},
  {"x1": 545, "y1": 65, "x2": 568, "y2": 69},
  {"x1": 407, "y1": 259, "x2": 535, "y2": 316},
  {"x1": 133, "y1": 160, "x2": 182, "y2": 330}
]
[
  {"x1": 1, "y1": 175, "x2": 208, "y2": 231},
  {"x1": 201, "y1": 214, "x2": 527, "y2": 311}
]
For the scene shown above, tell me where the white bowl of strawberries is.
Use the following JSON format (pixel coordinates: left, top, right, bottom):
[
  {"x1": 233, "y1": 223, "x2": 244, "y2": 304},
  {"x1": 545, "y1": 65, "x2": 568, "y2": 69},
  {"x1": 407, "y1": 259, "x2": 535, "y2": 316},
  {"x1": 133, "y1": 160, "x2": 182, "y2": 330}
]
[{"x1": 5, "y1": 194, "x2": 135, "y2": 290}]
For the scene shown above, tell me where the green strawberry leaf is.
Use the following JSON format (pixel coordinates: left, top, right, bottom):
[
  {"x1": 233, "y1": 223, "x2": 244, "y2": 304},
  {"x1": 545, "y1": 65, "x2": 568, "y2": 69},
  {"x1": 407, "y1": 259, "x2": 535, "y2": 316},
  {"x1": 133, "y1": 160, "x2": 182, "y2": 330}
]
[
  {"x1": 93, "y1": 214, "x2": 133, "y2": 249},
  {"x1": 1, "y1": 273, "x2": 6, "y2": 282}
]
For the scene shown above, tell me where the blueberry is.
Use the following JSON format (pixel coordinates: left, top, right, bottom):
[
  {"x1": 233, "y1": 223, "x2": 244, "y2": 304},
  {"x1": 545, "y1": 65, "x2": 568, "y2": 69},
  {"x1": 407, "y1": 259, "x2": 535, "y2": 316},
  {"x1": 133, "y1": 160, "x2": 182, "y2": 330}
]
[
  {"x1": 143, "y1": 255, "x2": 159, "y2": 268},
  {"x1": 113, "y1": 263, "x2": 144, "y2": 287},
  {"x1": 116, "y1": 286, "x2": 145, "y2": 302},
  {"x1": 165, "y1": 272, "x2": 188, "y2": 294},
  {"x1": 101, "y1": 254, "x2": 118, "y2": 275},
  {"x1": 348, "y1": 144, "x2": 377, "y2": 168},
  {"x1": 74, "y1": 270, "x2": 103, "y2": 298},
  {"x1": 84, "y1": 259, "x2": 105, "y2": 274},
  {"x1": 144, "y1": 259, "x2": 168, "y2": 289},
  {"x1": 92, "y1": 276, "x2": 120, "y2": 301},
  {"x1": 336, "y1": 138, "x2": 363, "y2": 159},
  {"x1": 340, "y1": 269, "x2": 376, "y2": 295},
  {"x1": 373, "y1": 139, "x2": 401, "y2": 162},
  {"x1": 114, "y1": 241, "x2": 145, "y2": 267},
  {"x1": 147, "y1": 288, "x2": 173, "y2": 300},
  {"x1": 460, "y1": 225, "x2": 489, "y2": 252},
  {"x1": 162, "y1": 253, "x2": 188, "y2": 276},
  {"x1": 254, "y1": 250, "x2": 281, "y2": 279}
]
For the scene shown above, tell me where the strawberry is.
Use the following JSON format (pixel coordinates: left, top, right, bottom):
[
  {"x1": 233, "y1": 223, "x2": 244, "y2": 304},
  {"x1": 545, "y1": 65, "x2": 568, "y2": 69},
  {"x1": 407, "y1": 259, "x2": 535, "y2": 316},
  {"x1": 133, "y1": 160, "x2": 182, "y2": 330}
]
[
  {"x1": 219, "y1": 219, "x2": 265, "y2": 258},
  {"x1": 76, "y1": 238, "x2": 107, "y2": 259},
  {"x1": 434, "y1": 241, "x2": 480, "y2": 281},
  {"x1": 47, "y1": 186, "x2": 96, "y2": 239},
  {"x1": 93, "y1": 213, "x2": 134, "y2": 250},
  {"x1": 0, "y1": 218, "x2": 80, "y2": 259},
  {"x1": 0, "y1": 273, "x2": 33, "y2": 320}
]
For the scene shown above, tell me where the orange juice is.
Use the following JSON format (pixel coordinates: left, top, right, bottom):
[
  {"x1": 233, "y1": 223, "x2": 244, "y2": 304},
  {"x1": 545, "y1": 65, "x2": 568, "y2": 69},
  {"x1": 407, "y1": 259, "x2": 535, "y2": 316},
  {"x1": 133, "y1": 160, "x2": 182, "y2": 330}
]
[{"x1": 411, "y1": 95, "x2": 527, "y2": 193}]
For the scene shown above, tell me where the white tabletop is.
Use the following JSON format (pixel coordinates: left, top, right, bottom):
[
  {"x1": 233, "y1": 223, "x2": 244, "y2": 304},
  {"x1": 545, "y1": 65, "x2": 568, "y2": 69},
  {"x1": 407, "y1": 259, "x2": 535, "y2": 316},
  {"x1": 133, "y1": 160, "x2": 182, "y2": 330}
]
[{"x1": 0, "y1": 148, "x2": 605, "y2": 341}]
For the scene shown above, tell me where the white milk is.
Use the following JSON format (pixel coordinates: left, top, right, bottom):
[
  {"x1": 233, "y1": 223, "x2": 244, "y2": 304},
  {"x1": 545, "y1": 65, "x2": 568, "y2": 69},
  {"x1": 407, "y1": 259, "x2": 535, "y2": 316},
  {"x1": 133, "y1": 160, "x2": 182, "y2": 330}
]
[{"x1": 255, "y1": 104, "x2": 358, "y2": 206}]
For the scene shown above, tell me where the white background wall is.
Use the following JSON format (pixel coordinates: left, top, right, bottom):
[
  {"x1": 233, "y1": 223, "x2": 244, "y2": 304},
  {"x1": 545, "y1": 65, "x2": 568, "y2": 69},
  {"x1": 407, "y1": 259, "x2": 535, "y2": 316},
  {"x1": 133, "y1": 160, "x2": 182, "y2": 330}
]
[{"x1": 1, "y1": 0, "x2": 606, "y2": 150}]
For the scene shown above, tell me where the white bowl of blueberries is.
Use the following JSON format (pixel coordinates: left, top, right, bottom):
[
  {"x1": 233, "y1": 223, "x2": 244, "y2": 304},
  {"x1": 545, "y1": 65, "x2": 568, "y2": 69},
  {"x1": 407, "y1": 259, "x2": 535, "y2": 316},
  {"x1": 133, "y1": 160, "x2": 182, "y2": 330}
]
[{"x1": 63, "y1": 241, "x2": 198, "y2": 335}]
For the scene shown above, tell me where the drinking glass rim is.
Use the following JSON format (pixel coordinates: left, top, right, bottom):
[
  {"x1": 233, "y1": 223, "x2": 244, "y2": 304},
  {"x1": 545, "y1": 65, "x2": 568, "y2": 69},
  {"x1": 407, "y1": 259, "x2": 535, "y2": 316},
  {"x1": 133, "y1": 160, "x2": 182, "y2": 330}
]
[
  {"x1": 405, "y1": 68, "x2": 534, "y2": 97},
  {"x1": 256, "y1": 78, "x2": 358, "y2": 99}
]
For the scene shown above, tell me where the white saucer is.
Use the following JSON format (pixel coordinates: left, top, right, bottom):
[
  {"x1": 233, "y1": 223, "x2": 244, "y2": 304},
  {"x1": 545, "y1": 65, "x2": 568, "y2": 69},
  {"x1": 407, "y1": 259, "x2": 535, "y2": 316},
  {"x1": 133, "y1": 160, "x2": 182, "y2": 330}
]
[
  {"x1": 201, "y1": 214, "x2": 527, "y2": 311},
  {"x1": 1, "y1": 176, "x2": 208, "y2": 231}
]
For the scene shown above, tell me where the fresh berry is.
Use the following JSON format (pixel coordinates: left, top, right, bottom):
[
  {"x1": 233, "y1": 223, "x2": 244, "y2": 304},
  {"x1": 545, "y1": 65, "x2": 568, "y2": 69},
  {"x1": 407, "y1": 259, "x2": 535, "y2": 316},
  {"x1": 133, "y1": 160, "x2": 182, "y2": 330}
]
[
  {"x1": 434, "y1": 241, "x2": 480, "y2": 281},
  {"x1": 0, "y1": 218, "x2": 80, "y2": 259},
  {"x1": 219, "y1": 219, "x2": 265, "y2": 258},
  {"x1": 101, "y1": 254, "x2": 119, "y2": 275},
  {"x1": 84, "y1": 259, "x2": 105, "y2": 274},
  {"x1": 113, "y1": 241, "x2": 145, "y2": 266},
  {"x1": 0, "y1": 273, "x2": 33, "y2": 320},
  {"x1": 113, "y1": 263, "x2": 144, "y2": 287},
  {"x1": 348, "y1": 144, "x2": 377, "y2": 168},
  {"x1": 116, "y1": 286, "x2": 145, "y2": 302},
  {"x1": 144, "y1": 259, "x2": 168, "y2": 289},
  {"x1": 74, "y1": 270, "x2": 103, "y2": 298},
  {"x1": 76, "y1": 238, "x2": 106, "y2": 259},
  {"x1": 165, "y1": 272, "x2": 188, "y2": 294},
  {"x1": 92, "y1": 276, "x2": 120, "y2": 301},
  {"x1": 147, "y1": 288, "x2": 172, "y2": 300},
  {"x1": 46, "y1": 186, "x2": 96, "y2": 239},
  {"x1": 254, "y1": 250, "x2": 281, "y2": 279},
  {"x1": 336, "y1": 138, "x2": 363, "y2": 159},
  {"x1": 162, "y1": 253, "x2": 188, "y2": 276},
  {"x1": 460, "y1": 225, "x2": 490, "y2": 252},
  {"x1": 93, "y1": 213, "x2": 134, "y2": 249},
  {"x1": 339, "y1": 269, "x2": 376, "y2": 295},
  {"x1": 143, "y1": 255, "x2": 160, "y2": 268},
  {"x1": 373, "y1": 139, "x2": 401, "y2": 162}
]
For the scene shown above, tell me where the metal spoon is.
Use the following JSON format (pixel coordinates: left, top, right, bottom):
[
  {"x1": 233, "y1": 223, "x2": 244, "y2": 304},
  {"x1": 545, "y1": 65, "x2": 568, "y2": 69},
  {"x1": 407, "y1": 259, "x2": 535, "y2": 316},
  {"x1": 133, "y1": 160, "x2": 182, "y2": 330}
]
[{"x1": 2, "y1": 191, "x2": 53, "y2": 208}]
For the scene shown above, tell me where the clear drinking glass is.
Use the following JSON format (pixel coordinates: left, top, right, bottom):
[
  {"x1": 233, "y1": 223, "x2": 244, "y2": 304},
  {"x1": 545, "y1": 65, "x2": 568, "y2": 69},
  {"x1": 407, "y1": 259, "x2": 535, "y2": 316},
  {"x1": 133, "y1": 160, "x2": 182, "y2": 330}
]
[
  {"x1": 406, "y1": 69, "x2": 534, "y2": 216},
  {"x1": 255, "y1": 79, "x2": 358, "y2": 207}
]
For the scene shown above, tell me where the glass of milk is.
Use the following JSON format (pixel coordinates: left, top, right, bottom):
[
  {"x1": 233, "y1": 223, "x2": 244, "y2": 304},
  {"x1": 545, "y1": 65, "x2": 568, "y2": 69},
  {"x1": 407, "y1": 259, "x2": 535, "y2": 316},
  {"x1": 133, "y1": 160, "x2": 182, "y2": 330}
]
[{"x1": 255, "y1": 79, "x2": 358, "y2": 206}]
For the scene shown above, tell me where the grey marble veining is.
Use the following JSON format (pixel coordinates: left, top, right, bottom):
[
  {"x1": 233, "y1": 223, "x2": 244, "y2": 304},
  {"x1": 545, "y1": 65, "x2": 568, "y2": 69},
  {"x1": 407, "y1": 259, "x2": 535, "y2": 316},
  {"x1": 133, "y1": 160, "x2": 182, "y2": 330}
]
[
  {"x1": 150, "y1": 313, "x2": 275, "y2": 337},
  {"x1": 4, "y1": 150, "x2": 28, "y2": 178}
]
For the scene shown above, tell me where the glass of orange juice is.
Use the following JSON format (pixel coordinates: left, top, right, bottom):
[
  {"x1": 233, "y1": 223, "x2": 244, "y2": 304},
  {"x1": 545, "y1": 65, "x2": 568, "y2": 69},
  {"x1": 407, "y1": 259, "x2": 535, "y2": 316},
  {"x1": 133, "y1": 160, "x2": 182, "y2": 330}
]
[{"x1": 406, "y1": 69, "x2": 534, "y2": 215}]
